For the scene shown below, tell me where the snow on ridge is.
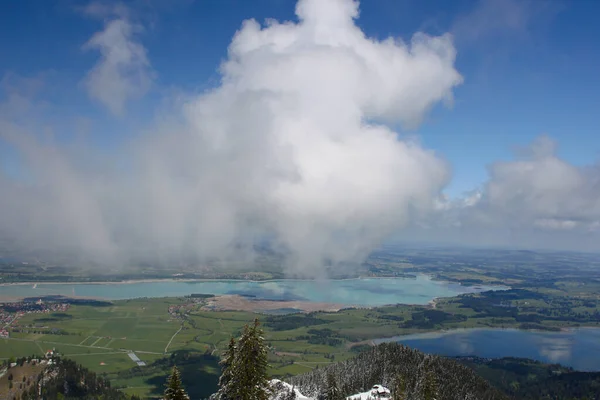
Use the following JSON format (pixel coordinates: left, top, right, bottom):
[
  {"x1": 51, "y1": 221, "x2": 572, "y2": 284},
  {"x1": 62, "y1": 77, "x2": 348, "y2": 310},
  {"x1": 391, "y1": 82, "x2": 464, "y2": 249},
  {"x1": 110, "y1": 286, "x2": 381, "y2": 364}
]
[
  {"x1": 270, "y1": 379, "x2": 392, "y2": 400},
  {"x1": 270, "y1": 379, "x2": 313, "y2": 400}
]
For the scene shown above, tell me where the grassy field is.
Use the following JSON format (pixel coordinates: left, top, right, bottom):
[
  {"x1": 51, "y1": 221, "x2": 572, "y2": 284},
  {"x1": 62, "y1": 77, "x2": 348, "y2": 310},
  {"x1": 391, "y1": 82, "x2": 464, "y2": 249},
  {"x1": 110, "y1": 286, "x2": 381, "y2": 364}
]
[{"x1": 0, "y1": 296, "x2": 413, "y2": 397}]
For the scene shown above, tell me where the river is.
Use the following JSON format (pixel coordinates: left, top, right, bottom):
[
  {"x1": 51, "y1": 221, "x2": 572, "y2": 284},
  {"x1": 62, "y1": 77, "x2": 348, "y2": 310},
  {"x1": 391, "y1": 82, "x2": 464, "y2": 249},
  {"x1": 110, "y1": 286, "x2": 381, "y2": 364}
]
[{"x1": 374, "y1": 327, "x2": 600, "y2": 371}]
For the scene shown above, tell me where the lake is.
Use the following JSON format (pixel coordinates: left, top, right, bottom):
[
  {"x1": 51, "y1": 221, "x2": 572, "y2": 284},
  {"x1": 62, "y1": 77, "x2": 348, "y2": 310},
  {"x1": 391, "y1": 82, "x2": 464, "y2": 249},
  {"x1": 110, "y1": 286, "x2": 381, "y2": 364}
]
[
  {"x1": 374, "y1": 327, "x2": 600, "y2": 371},
  {"x1": 0, "y1": 275, "x2": 505, "y2": 307}
]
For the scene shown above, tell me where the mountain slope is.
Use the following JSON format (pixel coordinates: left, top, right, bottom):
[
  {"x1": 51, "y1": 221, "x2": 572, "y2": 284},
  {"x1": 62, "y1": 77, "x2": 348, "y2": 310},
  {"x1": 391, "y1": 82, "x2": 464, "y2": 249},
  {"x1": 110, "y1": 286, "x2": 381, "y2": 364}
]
[
  {"x1": 285, "y1": 343, "x2": 507, "y2": 400},
  {"x1": 455, "y1": 356, "x2": 600, "y2": 400}
]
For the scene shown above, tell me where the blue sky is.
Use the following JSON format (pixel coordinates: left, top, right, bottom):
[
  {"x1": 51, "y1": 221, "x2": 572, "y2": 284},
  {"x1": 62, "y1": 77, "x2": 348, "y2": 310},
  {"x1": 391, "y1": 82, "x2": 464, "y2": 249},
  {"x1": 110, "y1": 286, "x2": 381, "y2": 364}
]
[
  {"x1": 2, "y1": 0, "x2": 599, "y2": 197},
  {"x1": 1, "y1": 0, "x2": 599, "y2": 262}
]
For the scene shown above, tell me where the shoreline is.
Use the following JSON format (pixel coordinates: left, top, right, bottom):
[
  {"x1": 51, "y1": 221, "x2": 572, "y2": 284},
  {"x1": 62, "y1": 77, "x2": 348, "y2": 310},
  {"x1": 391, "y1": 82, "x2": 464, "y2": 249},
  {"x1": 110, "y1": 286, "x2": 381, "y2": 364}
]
[
  {"x1": 370, "y1": 325, "x2": 599, "y2": 345},
  {"x1": 0, "y1": 291, "x2": 434, "y2": 309},
  {"x1": 0, "y1": 276, "x2": 413, "y2": 286},
  {"x1": 0, "y1": 274, "x2": 508, "y2": 289}
]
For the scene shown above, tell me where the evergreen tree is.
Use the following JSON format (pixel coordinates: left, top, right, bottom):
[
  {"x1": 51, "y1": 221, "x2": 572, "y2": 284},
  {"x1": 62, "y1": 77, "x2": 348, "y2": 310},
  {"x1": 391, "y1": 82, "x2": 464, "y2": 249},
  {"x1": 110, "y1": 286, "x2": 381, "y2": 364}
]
[
  {"x1": 324, "y1": 372, "x2": 344, "y2": 400},
  {"x1": 215, "y1": 337, "x2": 237, "y2": 400},
  {"x1": 393, "y1": 372, "x2": 407, "y2": 400},
  {"x1": 235, "y1": 319, "x2": 271, "y2": 400},
  {"x1": 421, "y1": 369, "x2": 438, "y2": 400},
  {"x1": 164, "y1": 366, "x2": 190, "y2": 400}
]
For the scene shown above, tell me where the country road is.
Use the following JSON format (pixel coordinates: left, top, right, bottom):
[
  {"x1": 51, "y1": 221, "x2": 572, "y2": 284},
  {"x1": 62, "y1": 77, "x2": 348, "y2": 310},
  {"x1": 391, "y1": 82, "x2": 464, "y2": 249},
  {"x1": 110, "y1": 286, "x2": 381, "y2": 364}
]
[{"x1": 164, "y1": 324, "x2": 183, "y2": 353}]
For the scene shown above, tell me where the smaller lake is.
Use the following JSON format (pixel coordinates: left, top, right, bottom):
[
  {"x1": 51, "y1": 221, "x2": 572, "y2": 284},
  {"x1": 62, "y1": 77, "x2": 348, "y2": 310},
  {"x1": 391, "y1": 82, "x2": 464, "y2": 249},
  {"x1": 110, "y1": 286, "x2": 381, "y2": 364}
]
[
  {"x1": 0, "y1": 275, "x2": 505, "y2": 306},
  {"x1": 374, "y1": 327, "x2": 600, "y2": 371}
]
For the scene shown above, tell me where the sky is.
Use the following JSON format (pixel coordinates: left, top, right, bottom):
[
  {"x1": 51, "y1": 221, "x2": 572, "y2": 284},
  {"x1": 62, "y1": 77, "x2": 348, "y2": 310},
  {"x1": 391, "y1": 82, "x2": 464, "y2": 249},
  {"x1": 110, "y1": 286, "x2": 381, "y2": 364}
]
[{"x1": 0, "y1": 0, "x2": 599, "y2": 272}]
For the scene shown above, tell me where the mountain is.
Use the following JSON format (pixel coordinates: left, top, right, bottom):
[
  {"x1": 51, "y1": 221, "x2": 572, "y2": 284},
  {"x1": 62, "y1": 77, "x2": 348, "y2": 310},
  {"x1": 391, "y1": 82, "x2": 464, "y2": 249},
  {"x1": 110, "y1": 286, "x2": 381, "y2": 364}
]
[
  {"x1": 280, "y1": 342, "x2": 507, "y2": 400},
  {"x1": 1, "y1": 356, "x2": 139, "y2": 400},
  {"x1": 454, "y1": 356, "x2": 600, "y2": 400}
]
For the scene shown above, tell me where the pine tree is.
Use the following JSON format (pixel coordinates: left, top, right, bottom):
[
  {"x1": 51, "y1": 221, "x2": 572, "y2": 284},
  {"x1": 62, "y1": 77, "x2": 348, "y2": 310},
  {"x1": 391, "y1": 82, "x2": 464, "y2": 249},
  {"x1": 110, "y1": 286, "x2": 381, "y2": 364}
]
[
  {"x1": 164, "y1": 366, "x2": 190, "y2": 400},
  {"x1": 324, "y1": 372, "x2": 344, "y2": 400},
  {"x1": 215, "y1": 337, "x2": 237, "y2": 400},
  {"x1": 234, "y1": 319, "x2": 271, "y2": 400},
  {"x1": 393, "y1": 372, "x2": 408, "y2": 400},
  {"x1": 421, "y1": 369, "x2": 438, "y2": 400}
]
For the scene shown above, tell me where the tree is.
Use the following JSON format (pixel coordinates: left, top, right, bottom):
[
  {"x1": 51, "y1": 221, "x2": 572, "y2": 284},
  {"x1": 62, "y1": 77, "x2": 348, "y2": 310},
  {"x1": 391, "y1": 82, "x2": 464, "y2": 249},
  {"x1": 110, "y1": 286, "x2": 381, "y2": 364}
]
[
  {"x1": 421, "y1": 369, "x2": 438, "y2": 400},
  {"x1": 215, "y1": 319, "x2": 271, "y2": 400},
  {"x1": 235, "y1": 319, "x2": 271, "y2": 400},
  {"x1": 163, "y1": 366, "x2": 190, "y2": 400},
  {"x1": 393, "y1": 372, "x2": 407, "y2": 400},
  {"x1": 324, "y1": 372, "x2": 344, "y2": 400},
  {"x1": 215, "y1": 337, "x2": 237, "y2": 400}
]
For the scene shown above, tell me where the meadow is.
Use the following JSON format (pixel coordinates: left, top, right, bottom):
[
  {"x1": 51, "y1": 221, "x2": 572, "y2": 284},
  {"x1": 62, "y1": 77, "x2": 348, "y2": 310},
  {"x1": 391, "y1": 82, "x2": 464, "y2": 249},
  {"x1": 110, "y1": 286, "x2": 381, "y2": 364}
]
[{"x1": 0, "y1": 295, "x2": 432, "y2": 397}]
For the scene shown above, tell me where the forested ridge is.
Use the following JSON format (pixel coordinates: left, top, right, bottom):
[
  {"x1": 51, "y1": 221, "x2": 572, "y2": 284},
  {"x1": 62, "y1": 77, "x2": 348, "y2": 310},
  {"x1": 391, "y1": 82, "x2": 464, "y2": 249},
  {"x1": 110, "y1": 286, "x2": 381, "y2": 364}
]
[
  {"x1": 15, "y1": 358, "x2": 140, "y2": 400},
  {"x1": 288, "y1": 342, "x2": 507, "y2": 400},
  {"x1": 456, "y1": 357, "x2": 600, "y2": 400}
]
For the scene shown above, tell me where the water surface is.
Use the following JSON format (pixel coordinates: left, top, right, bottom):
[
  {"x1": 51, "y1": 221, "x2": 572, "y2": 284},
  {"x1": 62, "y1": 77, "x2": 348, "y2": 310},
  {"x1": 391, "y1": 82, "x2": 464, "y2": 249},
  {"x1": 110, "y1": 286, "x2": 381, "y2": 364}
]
[
  {"x1": 0, "y1": 275, "x2": 505, "y2": 306},
  {"x1": 375, "y1": 327, "x2": 600, "y2": 371}
]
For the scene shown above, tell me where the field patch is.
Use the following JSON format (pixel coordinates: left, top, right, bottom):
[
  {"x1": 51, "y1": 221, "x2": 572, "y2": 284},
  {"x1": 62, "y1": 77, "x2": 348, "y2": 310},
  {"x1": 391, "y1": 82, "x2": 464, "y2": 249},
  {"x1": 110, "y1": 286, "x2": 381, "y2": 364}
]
[
  {"x1": 0, "y1": 339, "x2": 41, "y2": 358},
  {"x1": 68, "y1": 352, "x2": 135, "y2": 373},
  {"x1": 94, "y1": 318, "x2": 138, "y2": 338}
]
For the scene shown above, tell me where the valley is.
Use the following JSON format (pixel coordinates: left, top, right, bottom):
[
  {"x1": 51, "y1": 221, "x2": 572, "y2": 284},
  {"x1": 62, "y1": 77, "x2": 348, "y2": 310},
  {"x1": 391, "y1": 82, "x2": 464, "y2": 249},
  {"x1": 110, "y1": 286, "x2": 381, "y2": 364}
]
[{"x1": 1, "y1": 247, "x2": 599, "y2": 398}]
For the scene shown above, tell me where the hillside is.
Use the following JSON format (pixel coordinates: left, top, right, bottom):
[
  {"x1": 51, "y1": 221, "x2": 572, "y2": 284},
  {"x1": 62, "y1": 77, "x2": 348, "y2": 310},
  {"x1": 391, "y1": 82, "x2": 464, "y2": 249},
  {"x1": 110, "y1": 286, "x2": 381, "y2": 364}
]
[
  {"x1": 1, "y1": 357, "x2": 139, "y2": 400},
  {"x1": 285, "y1": 342, "x2": 507, "y2": 400},
  {"x1": 455, "y1": 357, "x2": 600, "y2": 400}
]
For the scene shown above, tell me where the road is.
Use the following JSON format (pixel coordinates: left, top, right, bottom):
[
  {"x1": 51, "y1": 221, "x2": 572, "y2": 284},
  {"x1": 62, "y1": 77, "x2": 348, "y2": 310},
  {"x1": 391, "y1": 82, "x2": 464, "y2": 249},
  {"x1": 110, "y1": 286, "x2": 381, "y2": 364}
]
[{"x1": 164, "y1": 324, "x2": 183, "y2": 353}]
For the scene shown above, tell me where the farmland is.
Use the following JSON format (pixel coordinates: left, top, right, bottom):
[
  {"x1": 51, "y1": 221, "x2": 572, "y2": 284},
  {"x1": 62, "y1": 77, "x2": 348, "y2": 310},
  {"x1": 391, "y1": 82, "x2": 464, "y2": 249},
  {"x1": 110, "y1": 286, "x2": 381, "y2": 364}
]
[
  {"x1": 0, "y1": 297, "x2": 366, "y2": 398},
  {"x1": 0, "y1": 295, "x2": 440, "y2": 397}
]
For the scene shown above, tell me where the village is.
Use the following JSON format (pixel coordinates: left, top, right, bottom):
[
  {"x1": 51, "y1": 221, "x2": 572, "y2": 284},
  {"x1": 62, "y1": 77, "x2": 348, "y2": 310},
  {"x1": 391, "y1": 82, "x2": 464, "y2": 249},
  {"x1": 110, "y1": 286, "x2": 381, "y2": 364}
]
[{"x1": 0, "y1": 299, "x2": 70, "y2": 338}]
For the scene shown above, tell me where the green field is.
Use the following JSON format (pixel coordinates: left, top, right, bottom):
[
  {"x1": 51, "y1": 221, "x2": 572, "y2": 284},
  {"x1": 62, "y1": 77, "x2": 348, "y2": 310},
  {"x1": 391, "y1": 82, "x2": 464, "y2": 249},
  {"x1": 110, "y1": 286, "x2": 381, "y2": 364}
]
[{"x1": 0, "y1": 296, "x2": 418, "y2": 397}]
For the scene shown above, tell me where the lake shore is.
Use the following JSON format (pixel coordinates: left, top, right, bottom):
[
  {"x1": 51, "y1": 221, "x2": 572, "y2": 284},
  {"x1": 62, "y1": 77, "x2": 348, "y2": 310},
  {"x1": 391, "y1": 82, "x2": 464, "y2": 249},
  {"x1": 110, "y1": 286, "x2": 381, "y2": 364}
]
[
  {"x1": 369, "y1": 326, "x2": 600, "y2": 371},
  {"x1": 0, "y1": 275, "x2": 429, "y2": 286},
  {"x1": 0, "y1": 276, "x2": 398, "y2": 287}
]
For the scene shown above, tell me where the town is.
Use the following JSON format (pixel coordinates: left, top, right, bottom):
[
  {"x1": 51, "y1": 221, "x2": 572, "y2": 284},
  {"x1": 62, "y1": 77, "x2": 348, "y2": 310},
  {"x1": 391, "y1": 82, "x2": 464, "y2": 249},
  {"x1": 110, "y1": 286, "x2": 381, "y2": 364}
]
[{"x1": 0, "y1": 299, "x2": 70, "y2": 339}]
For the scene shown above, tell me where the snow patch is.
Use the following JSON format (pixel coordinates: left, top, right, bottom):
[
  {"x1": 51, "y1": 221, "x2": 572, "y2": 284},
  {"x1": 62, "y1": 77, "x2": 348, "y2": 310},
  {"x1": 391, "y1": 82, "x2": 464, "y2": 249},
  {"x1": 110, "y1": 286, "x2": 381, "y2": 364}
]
[
  {"x1": 270, "y1": 379, "x2": 392, "y2": 400},
  {"x1": 270, "y1": 379, "x2": 313, "y2": 400}
]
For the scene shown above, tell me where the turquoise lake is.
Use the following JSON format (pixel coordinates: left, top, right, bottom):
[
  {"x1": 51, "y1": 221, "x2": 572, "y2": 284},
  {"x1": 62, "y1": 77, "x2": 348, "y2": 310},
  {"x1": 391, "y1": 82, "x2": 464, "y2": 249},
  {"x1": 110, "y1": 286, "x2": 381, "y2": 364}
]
[
  {"x1": 0, "y1": 275, "x2": 505, "y2": 306},
  {"x1": 374, "y1": 327, "x2": 600, "y2": 371}
]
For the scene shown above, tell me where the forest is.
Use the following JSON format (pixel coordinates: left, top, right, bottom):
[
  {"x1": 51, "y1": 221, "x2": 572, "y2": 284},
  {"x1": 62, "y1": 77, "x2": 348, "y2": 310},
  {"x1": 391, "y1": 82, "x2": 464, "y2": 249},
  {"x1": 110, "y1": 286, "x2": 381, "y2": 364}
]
[{"x1": 288, "y1": 342, "x2": 507, "y2": 400}]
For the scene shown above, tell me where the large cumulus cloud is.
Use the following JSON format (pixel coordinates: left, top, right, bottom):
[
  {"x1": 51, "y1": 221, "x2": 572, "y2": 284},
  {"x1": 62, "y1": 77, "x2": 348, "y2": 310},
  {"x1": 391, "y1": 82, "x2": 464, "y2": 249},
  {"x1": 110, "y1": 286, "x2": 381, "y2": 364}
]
[{"x1": 0, "y1": 0, "x2": 462, "y2": 274}]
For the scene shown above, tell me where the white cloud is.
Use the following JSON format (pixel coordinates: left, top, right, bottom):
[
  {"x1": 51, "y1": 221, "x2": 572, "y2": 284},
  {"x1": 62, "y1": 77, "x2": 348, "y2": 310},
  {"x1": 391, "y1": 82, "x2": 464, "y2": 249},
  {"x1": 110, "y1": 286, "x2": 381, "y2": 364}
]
[
  {"x1": 82, "y1": 7, "x2": 154, "y2": 115},
  {"x1": 408, "y1": 136, "x2": 600, "y2": 251},
  {"x1": 0, "y1": 0, "x2": 462, "y2": 274},
  {"x1": 478, "y1": 136, "x2": 600, "y2": 230},
  {"x1": 451, "y1": 0, "x2": 559, "y2": 45},
  {"x1": 452, "y1": 0, "x2": 531, "y2": 43}
]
